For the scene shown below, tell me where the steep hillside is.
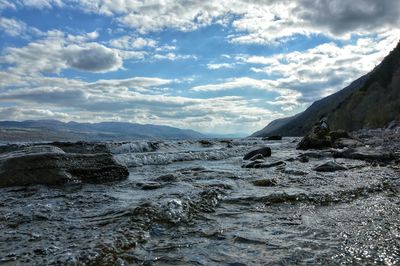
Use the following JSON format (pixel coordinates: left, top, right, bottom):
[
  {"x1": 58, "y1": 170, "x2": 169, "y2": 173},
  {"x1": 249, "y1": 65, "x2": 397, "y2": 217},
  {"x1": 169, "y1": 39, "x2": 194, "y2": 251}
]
[{"x1": 252, "y1": 41, "x2": 400, "y2": 137}]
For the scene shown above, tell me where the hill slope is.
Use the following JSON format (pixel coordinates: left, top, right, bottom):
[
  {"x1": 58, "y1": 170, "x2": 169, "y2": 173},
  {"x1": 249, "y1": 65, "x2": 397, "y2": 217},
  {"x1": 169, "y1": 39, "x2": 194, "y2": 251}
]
[
  {"x1": 0, "y1": 120, "x2": 205, "y2": 141},
  {"x1": 252, "y1": 41, "x2": 400, "y2": 137}
]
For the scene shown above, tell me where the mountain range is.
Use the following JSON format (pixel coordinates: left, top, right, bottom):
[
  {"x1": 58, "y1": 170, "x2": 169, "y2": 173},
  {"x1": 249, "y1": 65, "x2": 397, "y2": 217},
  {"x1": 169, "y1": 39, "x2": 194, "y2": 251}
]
[
  {"x1": 0, "y1": 120, "x2": 205, "y2": 142},
  {"x1": 252, "y1": 41, "x2": 400, "y2": 137}
]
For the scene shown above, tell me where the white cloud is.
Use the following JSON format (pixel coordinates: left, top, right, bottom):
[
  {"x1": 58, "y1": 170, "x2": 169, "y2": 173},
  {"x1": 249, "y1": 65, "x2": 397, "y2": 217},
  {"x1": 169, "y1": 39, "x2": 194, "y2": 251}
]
[
  {"x1": 207, "y1": 63, "x2": 234, "y2": 70},
  {"x1": 109, "y1": 36, "x2": 157, "y2": 50},
  {"x1": 1, "y1": 30, "x2": 125, "y2": 74},
  {"x1": 237, "y1": 31, "x2": 400, "y2": 103},
  {"x1": 0, "y1": 17, "x2": 43, "y2": 38}
]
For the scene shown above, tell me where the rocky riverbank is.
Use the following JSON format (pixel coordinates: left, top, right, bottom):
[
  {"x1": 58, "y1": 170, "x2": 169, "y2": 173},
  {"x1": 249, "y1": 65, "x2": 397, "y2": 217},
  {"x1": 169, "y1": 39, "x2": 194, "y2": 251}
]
[{"x1": 0, "y1": 130, "x2": 399, "y2": 265}]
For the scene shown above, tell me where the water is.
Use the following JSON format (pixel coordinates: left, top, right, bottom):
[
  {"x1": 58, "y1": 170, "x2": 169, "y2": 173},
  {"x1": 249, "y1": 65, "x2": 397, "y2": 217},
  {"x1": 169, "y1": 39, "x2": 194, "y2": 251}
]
[{"x1": 0, "y1": 138, "x2": 399, "y2": 265}]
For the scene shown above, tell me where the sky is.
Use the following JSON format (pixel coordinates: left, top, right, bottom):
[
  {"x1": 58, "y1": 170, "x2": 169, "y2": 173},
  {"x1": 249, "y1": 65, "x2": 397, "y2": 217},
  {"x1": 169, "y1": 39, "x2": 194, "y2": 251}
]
[{"x1": 0, "y1": 0, "x2": 399, "y2": 135}]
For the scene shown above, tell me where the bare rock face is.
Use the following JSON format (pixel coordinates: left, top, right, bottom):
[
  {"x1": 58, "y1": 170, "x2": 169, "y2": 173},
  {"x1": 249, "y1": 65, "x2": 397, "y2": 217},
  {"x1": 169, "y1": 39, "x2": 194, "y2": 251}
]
[{"x1": 0, "y1": 145, "x2": 129, "y2": 187}]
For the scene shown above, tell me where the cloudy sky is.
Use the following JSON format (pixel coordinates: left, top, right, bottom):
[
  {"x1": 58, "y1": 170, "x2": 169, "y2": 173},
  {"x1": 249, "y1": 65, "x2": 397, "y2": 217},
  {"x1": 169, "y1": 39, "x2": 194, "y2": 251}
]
[{"x1": 0, "y1": 0, "x2": 399, "y2": 135}]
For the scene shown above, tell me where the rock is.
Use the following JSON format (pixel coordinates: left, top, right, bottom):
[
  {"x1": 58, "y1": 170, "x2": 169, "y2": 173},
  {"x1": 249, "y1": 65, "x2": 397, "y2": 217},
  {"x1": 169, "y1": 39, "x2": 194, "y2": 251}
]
[
  {"x1": 297, "y1": 123, "x2": 332, "y2": 150},
  {"x1": 242, "y1": 160, "x2": 265, "y2": 168},
  {"x1": 298, "y1": 156, "x2": 309, "y2": 163},
  {"x1": 243, "y1": 147, "x2": 271, "y2": 160},
  {"x1": 332, "y1": 138, "x2": 362, "y2": 149},
  {"x1": 262, "y1": 136, "x2": 282, "y2": 141},
  {"x1": 252, "y1": 178, "x2": 277, "y2": 187},
  {"x1": 137, "y1": 181, "x2": 163, "y2": 190},
  {"x1": 0, "y1": 145, "x2": 129, "y2": 187},
  {"x1": 333, "y1": 147, "x2": 395, "y2": 162},
  {"x1": 314, "y1": 161, "x2": 347, "y2": 172},
  {"x1": 249, "y1": 154, "x2": 264, "y2": 161},
  {"x1": 155, "y1": 174, "x2": 177, "y2": 182},
  {"x1": 283, "y1": 169, "x2": 308, "y2": 176},
  {"x1": 329, "y1": 130, "x2": 350, "y2": 142},
  {"x1": 242, "y1": 160, "x2": 285, "y2": 169},
  {"x1": 199, "y1": 140, "x2": 213, "y2": 147}
]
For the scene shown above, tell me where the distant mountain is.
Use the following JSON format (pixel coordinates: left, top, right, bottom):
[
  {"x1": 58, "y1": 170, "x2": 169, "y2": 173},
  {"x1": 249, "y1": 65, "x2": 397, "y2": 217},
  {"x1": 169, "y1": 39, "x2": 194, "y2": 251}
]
[
  {"x1": 252, "y1": 41, "x2": 400, "y2": 137},
  {"x1": 0, "y1": 120, "x2": 205, "y2": 142}
]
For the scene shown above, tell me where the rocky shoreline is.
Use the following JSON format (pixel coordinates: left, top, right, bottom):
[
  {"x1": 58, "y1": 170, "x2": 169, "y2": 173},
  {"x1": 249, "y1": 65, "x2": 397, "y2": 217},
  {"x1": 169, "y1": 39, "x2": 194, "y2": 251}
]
[{"x1": 1, "y1": 126, "x2": 399, "y2": 188}]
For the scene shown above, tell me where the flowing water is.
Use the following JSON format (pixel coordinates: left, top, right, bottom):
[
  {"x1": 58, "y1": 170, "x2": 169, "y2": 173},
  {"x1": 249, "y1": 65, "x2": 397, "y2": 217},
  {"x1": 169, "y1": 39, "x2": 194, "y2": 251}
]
[{"x1": 0, "y1": 138, "x2": 399, "y2": 265}]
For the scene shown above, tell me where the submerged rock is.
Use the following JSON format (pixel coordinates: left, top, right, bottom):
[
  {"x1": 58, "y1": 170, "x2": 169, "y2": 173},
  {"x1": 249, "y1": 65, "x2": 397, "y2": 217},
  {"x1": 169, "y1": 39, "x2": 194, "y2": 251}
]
[
  {"x1": 243, "y1": 160, "x2": 285, "y2": 169},
  {"x1": 243, "y1": 147, "x2": 271, "y2": 160},
  {"x1": 155, "y1": 174, "x2": 178, "y2": 182},
  {"x1": 314, "y1": 161, "x2": 347, "y2": 172},
  {"x1": 0, "y1": 145, "x2": 129, "y2": 187},
  {"x1": 252, "y1": 178, "x2": 277, "y2": 187}
]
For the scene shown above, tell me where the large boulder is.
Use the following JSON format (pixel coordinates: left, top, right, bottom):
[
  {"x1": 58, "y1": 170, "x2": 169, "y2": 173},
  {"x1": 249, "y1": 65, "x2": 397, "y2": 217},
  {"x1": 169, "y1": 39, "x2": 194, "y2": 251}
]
[
  {"x1": 243, "y1": 147, "x2": 271, "y2": 160},
  {"x1": 333, "y1": 147, "x2": 395, "y2": 162},
  {"x1": 0, "y1": 145, "x2": 129, "y2": 187},
  {"x1": 297, "y1": 120, "x2": 332, "y2": 150},
  {"x1": 329, "y1": 130, "x2": 350, "y2": 142}
]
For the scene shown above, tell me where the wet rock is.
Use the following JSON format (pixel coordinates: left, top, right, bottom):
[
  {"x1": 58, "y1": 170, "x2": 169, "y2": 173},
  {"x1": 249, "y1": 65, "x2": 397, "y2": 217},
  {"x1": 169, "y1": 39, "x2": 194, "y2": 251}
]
[
  {"x1": 333, "y1": 147, "x2": 395, "y2": 162},
  {"x1": 137, "y1": 181, "x2": 164, "y2": 190},
  {"x1": 49, "y1": 141, "x2": 109, "y2": 154},
  {"x1": 297, "y1": 120, "x2": 331, "y2": 150},
  {"x1": 332, "y1": 138, "x2": 362, "y2": 149},
  {"x1": 243, "y1": 160, "x2": 285, "y2": 169},
  {"x1": 154, "y1": 174, "x2": 177, "y2": 182},
  {"x1": 0, "y1": 145, "x2": 129, "y2": 187},
  {"x1": 252, "y1": 178, "x2": 277, "y2": 187},
  {"x1": 242, "y1": 160, "x2": 265, "y2": 168},
  {"x1": 249, "y1": 154, "x2": 264, "y2": 161},
  {"x1": 199, "y1": 140, "x2": 213, "y2": 147},
  {"x1": 243, "y1": 147, "x2": 271, "y2": 160},
  {"x1": 262, "y1": 135, "x2": 282, "y2": 141},
  {"x1": 283, "y1": 169, "x2": 308, "y2": 175},
  {"x1": 329, "y1": 130, "x2": 350, "y2": 142},
  {"x1": 298, "y1": 155, "x2": 309, "y2": 163},
  {"x1": 314, "y1": 161, "x2": 347, "y2": 172}
]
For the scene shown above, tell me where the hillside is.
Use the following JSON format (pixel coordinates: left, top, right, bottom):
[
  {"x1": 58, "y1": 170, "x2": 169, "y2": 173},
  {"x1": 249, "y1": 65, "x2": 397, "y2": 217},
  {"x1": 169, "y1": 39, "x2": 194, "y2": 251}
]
[
  {"x1": 0, "y1": 120, "x2": 205, "y2": 142},
  {"x1": 252, "y1": 41, "x2": 400, "y2": 137}
]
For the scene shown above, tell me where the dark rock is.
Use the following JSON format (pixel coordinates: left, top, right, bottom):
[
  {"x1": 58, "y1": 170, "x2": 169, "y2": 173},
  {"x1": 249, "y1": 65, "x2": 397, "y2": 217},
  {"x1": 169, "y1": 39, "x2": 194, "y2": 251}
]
[
  {"x1": 297, "y1": 123, "x2": 332, "y2": 150},
  {"x1": 262, "y1": 135, "x2": 282, "y2": 141},
  {"x1": 333, "y1": 147, "x2": 395, "y2": 162},
  {"x1": 0, "y1": 145, "x2": 128, "y2": 187},
  {"x1": 332, "y1": 138, "x2": 362, "y2": 149},
  {"x1": 243, "y1": 160, "x2": 285, "y2": 169},
  {"x1": 298, "y1": 156, "x2": 309, "y2": 163},
  {"x1": 49, "y1": 141, "x2": 109, "y2": 154},
  {"x1": 314, "y1": 161, "x2": 347, "y2": 172},
  {"x1": 155, "y1": 174, "x2": 177, "y2": 182},
  {"x1": 199, "y1": 140, "x2": 213, "y2": 147},
  {"x1": 137, "y1": 182, "x2": 163, "y2": 190},
  {"x1": 249, "y1": 154, "x2": 264, "y2": 161},
  {"x1": 243, "y1": 147, "x2": 271, "y2": 160},
  {"x1": 329, "y1": 130, "x2": 350, "y2": 142},
  {"x1": 252, "y1": 178, "x2": 277, "y2": 187},
  {"x1": 283, "y1": 169, "x2": 308, "y2": 175}
]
